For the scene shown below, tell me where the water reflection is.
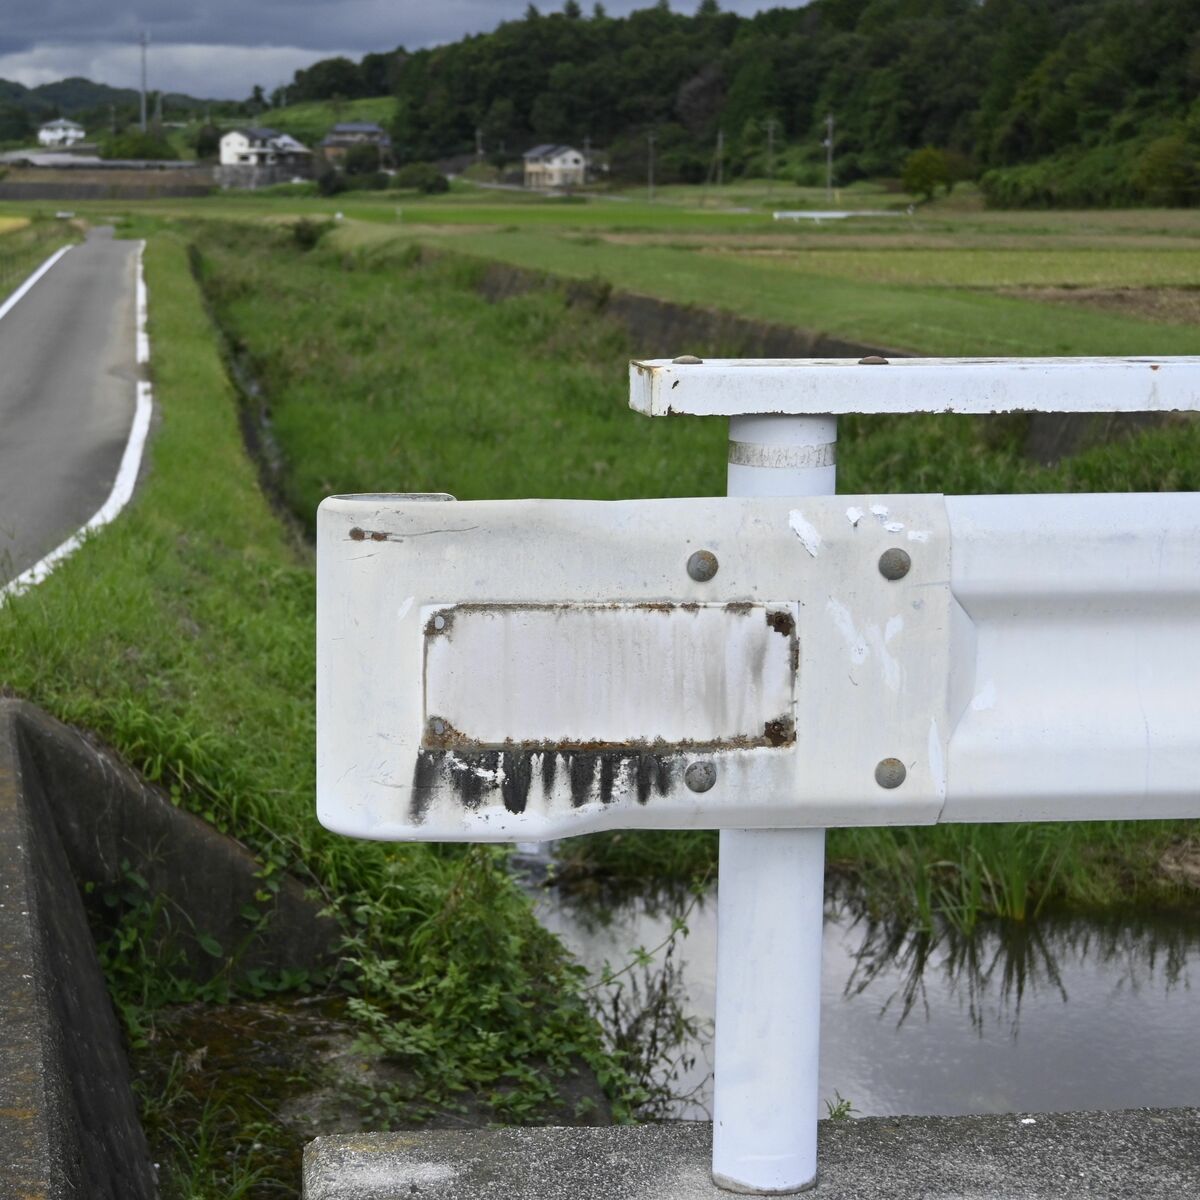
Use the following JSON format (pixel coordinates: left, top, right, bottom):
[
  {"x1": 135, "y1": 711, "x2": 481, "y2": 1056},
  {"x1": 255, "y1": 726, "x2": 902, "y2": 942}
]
[{"x1": 526, "y1": 869, "x2": 1200, "y2": 1120}]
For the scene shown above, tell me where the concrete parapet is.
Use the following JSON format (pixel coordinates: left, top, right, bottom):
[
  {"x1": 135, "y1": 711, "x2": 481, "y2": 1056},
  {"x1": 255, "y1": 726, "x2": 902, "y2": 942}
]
[{"x1": 304, "y1": 1109, "x2": 1200, "y2": 1199}]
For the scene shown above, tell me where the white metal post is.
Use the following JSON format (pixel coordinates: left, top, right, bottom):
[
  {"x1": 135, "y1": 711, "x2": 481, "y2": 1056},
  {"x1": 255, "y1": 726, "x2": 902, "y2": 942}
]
[{"x1": 713, "y1": 414, "x2": 834, "y2": 1194}]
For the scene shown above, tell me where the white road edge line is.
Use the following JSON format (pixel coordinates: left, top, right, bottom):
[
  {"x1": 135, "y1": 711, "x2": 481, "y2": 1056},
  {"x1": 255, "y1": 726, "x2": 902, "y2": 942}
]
[
  {"x1": 2, "y1": 240, "x2": 153, "y2": 601},
  {"x1": 0, "y1": 242, "x2": 73, "y2": 324}
]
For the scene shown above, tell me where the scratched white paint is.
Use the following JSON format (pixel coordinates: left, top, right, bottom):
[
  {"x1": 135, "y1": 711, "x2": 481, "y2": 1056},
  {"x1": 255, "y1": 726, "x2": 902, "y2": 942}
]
[
  {"x1": 825, "y1": 598, "x2": 869, "y2": 666},
  {"x1": 870, "y1": 504, "x2": 889, "y2": 519},
  {"x1": 907, "y1": 529, "x2": 931, "y2": 543},
  {"x1": 928, "y1": 717, "x2": 946, "y2": 800},
  {"x1": 883, "y1": 521, "x2": 905, "y2": 533},
  {"x1": 787, "y1": 510, "x2": 822, "y2": 557},
  {"x1": 970, "y1": 680, "x2": 997, "y2": 711},
  {"x1": 396, "y1": 596, "x2": 414, "y2": 621},
  {"x1": 845, "y1": 506, "x2": 864, "y2": 527}
]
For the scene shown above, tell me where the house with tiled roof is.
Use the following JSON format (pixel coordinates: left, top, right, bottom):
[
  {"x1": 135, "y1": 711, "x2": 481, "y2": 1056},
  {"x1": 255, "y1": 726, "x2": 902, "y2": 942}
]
[
  {"x1": 38, "y1": 118, "x2": 86, "y2": 147},
  {"x1": 219, "y1": 127, "x2": 311, "y2": 169},
  {"x1": 319, "y1": 122, "x2": 392, "y2": 166},
  {"x1": 522, "y1": 144, "x2": 586, "y2": 189}
]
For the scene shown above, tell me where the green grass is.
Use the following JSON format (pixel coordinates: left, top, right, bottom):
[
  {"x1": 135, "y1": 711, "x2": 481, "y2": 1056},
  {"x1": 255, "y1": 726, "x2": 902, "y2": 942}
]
[
  {"x1": 0, "y1": 230, "x2": 639, "y2": 1195},
  {"x1": 389, "y1": 228, "x2": 1200, "y2": 357}
]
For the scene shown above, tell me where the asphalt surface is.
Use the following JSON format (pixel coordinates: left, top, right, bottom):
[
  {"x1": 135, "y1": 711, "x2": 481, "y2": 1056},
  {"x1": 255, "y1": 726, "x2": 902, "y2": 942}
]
[{"x1": 0, "y1": 227, "x2": 139, "y2": 586}]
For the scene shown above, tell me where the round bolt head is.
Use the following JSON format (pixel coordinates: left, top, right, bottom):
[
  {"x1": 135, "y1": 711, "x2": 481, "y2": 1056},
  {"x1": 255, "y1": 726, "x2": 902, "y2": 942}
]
[
  {"x1": 685, "y1": 761, "x2": 717, "y2": 793},
  {"x1": 875, "y1": 757, "x2": 907, "y2": 789},
  {"x1": 878, "y1": 547, "x2": 911, "y2": 581},
  {"x1": 858, "y1": 355, "x2": 889, "y2": 365},
  {"x1": 433, "y1": 614, "x2": 447, "y2": 630},
  {"x1": 687, "y1": 549, "x2": 719, "y2": 582},
  {"x1": 431, "y1": 719, "x2": 447, "y2": 736},
  {"x1": 673, "y1": 354, "x2": 704, "y2": 364}
]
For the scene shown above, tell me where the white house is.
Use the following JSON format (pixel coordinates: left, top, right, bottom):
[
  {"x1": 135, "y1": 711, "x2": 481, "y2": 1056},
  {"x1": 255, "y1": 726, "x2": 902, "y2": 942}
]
[
  {"x1": 37, "y1": 119, "x2": 86, "y2": 147},
  {"x1": 523, "y1": 144, "x2": 587, "y2": 189},
  {"x1": 219, "y1": 127, "x2": 311, "y2": 168}
]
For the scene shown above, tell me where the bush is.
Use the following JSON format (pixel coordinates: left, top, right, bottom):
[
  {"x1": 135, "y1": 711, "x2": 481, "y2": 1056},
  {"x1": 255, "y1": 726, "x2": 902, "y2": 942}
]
[
  {"x1": 980, "y1": 141, "x2": 1147, "y2": 209},
  {"x1": 1134, "y1": 134, "x2": 1199, "y2": 207},
  {"x1": 344, "y1": 141, "x2": 382, "y2": 175},
  {"x1": 901, "y1": 147, "x2": 951, "y2": 201},
  {"x1": 290, "y1": 218, "x2": 334, "y2": 250},
  {"x1": 393, "y1": 162, "x2": 450, "y2": 193},
  {"x1": 316, "y1": 166, "x2": 347, "y2": 196},
  {"x1": 100, "y1": 130, "x2": 178, "y2": 161}
]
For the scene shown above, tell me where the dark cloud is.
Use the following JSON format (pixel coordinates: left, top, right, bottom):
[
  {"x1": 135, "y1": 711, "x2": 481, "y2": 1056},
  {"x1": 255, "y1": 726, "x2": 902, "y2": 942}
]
[{"x1": 0, "y1": 0, "x2": 771, "y2": 98}]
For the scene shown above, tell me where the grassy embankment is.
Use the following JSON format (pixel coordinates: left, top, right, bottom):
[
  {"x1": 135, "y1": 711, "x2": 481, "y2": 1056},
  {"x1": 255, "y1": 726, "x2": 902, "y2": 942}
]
[
  {"x1": 0, "y1": 230, "x2": 639, "y2": 1197},
  {"x1": 0, "y1": 216, "x2": 79, "y2": 300},
  {"x1": 188, "y1": 210, "x2": 1200, "y2": 931}
]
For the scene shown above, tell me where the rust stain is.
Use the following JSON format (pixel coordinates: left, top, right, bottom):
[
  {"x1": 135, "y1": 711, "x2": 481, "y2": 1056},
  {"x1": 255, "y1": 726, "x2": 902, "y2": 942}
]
[
  {"x1": 763, "y1": 716, "x2": 796, "y2": 747},
  {"x1": 765, "y1": 609, "x2": 795, "y2": 637}
]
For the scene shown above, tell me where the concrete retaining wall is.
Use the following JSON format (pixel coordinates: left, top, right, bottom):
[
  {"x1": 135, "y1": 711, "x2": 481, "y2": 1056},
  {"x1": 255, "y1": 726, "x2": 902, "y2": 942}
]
[{"x1": 0, "y1": 699, "x2": 341, "y2": 1196}]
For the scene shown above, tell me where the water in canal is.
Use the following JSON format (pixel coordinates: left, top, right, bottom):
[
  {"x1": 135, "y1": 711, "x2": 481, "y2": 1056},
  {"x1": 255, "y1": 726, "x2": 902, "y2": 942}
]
[{"x1": 523, "y1": 860, "x2": 1199, "y2": 1120}]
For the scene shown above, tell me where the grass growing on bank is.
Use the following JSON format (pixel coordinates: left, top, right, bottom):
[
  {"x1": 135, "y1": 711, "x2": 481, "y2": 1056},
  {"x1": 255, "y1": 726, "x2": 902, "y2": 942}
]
[
  {"x1": 0, "y1": 215, "x2": 78, "y2": 302},
  {"x1": 190, "y1": 220, "x2": 1200, "y2": 930},
  {"x1": 0, "y1": 232, "x2": 639, "y2": 1196}
]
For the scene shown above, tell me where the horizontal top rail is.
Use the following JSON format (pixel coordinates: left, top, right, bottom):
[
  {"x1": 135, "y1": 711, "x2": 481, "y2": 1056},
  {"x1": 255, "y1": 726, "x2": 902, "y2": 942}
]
[{"x1": 630, "y1": 356, "x2": 1200, "y2": 417}]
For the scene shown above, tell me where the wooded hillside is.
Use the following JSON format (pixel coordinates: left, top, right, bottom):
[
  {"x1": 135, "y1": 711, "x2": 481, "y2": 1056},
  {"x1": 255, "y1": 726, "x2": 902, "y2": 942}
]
[{"x1": 287, "y1": 0, "x2": 1199, "y2": 205}]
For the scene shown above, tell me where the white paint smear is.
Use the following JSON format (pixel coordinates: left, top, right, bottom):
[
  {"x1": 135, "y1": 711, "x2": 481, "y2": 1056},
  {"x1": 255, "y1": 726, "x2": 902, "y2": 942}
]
[
  {"x1": 970, "y1": 680, "x2": 997, "y2": 711},
  {"x1": 884, "y1": 521, "x2": 905, "y2": 533},
  {"x1": 870, "y1": 504, "x2": 890, "y2": 519},
  {"x1": 397, "y1": 596, "x2": 414, "y2": 621},
  {"x1": 788, "y1": 509, "x2": 823, "y2": 557},
  {"x1": 2, "y1": 241, "x2": 152, "y2": 602},
  {"x1": 845, "y1": 506, "x2": 864, "y2": 527},
  {"x1": 907, "y1": 530, "x2": 931, "y2": 543},
  {"x1": 826, "y1": 598, "x2": 869, "y2": 665}
]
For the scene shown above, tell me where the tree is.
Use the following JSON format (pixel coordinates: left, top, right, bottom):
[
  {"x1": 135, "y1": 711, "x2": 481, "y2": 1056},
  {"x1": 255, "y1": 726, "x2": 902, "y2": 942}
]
[
  {"x1": 564, "y1": 0, "x2": 583, "y2": 16},
  {"x1": 1134, "y1": 134, "x2": 1198, "y2": 206},
  {"x1": 345, "y1": 141, "x2": 382, "y2": 175},
  {"x1": 193, "y1": 123, "x2": 221, "y2": 160},
  {"x1": 901, "y1": 146, "x2": 951, "y2": 201}
]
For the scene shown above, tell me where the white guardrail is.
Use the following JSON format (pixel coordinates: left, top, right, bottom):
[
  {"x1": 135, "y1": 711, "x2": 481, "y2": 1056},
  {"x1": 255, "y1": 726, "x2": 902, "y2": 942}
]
[{"x1": 317, "y1": 358, "x2": 1200, "y2": 1195}]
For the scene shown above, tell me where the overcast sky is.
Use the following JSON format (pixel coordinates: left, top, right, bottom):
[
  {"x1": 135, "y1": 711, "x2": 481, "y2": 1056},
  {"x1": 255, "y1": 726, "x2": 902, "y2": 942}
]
[{"x1": 1, "y1": 0, "x2": 772, "y2": 101}]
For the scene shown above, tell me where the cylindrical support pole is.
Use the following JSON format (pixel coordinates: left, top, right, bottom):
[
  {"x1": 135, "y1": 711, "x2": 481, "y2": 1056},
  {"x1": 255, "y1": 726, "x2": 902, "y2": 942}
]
[{"x1": 712, "y1": 413, "x2": 835, "y2": 1195}]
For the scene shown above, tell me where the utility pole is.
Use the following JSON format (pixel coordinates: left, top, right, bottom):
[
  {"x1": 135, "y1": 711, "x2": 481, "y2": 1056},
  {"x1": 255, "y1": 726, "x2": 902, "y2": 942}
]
[
  {"x1": 475, "y1": 126, "x2": 484, "y2": 160},
  {"x1": 154, "y1": 89, "x2": 162, "y2": 129},
  {"x1": 583, "y1": 133, "x2": 591, "y2": 183},
  {"x1": 766, "y1": 116, "x2": 777, "y2": 194},
  {"x1": 139, "y1": 31, "x2": 148, "y2": 132},
  {"x1": 716, "y1": 127, "x2": 724, "y2": 187},
  {"x1": 823, "y1": 111, "x2": 834, "y2": 203},
  {"x1": 647, "y1": 129, "x2": 656, "y2": 202}
]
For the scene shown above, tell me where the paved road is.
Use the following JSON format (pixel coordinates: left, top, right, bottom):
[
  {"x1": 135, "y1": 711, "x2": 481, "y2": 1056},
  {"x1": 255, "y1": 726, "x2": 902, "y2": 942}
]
[{"x1": 0, "y1": 228, "x2": 139, "y2": 586}]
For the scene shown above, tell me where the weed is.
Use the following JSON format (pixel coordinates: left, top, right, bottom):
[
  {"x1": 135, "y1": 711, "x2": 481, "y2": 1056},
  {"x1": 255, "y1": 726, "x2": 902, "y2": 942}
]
[{"x1": 824, "y1": 1091, "x2": 859, "y2": 1120}]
